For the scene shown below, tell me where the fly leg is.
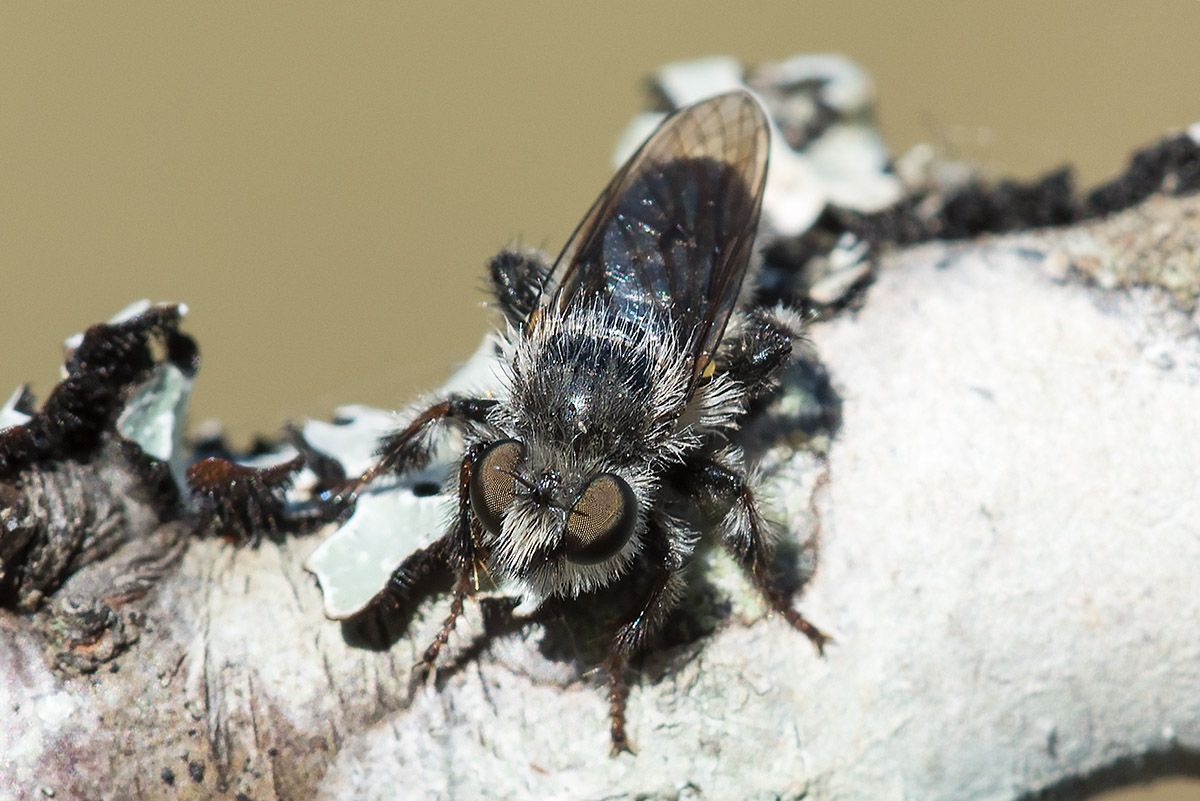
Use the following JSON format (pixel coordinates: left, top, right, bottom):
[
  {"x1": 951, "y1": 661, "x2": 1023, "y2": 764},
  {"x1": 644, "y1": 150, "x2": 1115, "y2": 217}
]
[
  {"x1": 351, "y1": 397, "x2": 498, "y2": 491},
  {"x1": 672, "y1": 455, "x2": 830, "y2": 653},
  {"x1": 605, "y1": 649, "x2": 635, "y2": 756},
  {"x1": 413, "y1": 443, "x2": 489, "y2": 677},
  {"x1": 606, "y1": 525, "x2": 684, "y2": 755}
]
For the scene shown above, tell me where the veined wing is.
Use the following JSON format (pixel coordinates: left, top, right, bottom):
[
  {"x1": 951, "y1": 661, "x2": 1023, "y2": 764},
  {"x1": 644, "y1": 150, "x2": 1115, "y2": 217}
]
[{"x1": 544, "y1": 90, "x2": 770, "y2": 391}]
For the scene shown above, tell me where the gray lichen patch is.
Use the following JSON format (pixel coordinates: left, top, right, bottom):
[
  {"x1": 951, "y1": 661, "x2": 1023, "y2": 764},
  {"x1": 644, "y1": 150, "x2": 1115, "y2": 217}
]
[{"x1": 1044, "y1": 193, "x2": 1200, "y2": 310}]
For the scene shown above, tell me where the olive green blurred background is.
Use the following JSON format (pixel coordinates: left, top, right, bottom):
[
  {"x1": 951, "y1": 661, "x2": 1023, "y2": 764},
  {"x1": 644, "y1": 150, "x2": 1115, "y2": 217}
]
[
  {"x1": 5, "y1": 2, "x2": 1200, "y2": 443},
  {"x1": 1, "y1": 4, "x2": 1198, "y2": 798}
]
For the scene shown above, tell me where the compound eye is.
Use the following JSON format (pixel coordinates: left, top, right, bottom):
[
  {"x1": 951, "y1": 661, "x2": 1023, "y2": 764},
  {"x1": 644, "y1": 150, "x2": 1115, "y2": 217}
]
[
  {"x1": 469, "y1": 439, "x2": 525, "y2": 535},
  {"x1": 563, "y1": 474, "x2": 637, "y2": 565}
]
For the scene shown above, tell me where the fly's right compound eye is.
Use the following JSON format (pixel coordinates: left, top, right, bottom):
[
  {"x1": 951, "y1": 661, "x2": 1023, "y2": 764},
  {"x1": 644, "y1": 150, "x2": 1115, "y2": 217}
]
[{"x1": 469, "y1": 439, "x2": 526, "y2": 535}]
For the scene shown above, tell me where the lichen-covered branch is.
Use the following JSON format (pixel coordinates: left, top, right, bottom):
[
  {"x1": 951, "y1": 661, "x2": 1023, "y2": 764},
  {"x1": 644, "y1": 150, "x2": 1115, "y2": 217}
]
[{"x1": 3, "y1": 55, "x2": 1199, "y2": 801}]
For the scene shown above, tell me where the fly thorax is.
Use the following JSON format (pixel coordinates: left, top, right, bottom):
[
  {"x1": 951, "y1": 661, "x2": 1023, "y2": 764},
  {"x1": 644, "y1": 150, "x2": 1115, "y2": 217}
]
[{"x1": 506, "y1": 305, "x2": 690, "y2": 466}]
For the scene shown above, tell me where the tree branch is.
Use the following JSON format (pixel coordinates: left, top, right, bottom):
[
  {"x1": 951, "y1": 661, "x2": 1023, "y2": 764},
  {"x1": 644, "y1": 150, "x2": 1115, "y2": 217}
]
[{"x1": 3, "y1": 56, "x2": 1199, "y2": 801}]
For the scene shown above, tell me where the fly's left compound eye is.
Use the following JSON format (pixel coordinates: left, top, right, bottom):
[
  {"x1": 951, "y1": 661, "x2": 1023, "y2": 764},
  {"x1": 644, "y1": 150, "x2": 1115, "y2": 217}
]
[
  {"x1": 563, "y1": 474, "x2": 637, "y2": 565},
  {"x1": 469, "y1": 439, "x2": 525, "y2": 535}
]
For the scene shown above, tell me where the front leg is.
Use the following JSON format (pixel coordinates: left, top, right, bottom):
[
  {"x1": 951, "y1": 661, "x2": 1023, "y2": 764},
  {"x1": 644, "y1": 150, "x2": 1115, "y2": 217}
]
[
  {"x1": 670, "y1": 455, "x2": 830, "y2": 653},
  {"x1": 415, "y1": 442, "x2": 489, "y2": 672},
  {"x1": 606, "y1": 520, "x2": 686, "y2": 755},
  {"x1": 351, "y1": 396, "x2": 498, "y2": 492}
]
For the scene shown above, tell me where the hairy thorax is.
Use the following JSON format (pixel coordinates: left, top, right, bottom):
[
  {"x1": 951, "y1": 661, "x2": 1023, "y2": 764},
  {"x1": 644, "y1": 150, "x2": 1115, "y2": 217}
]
[{"x1": 504, "y1": 305, "x2": 692, "y2": 477}]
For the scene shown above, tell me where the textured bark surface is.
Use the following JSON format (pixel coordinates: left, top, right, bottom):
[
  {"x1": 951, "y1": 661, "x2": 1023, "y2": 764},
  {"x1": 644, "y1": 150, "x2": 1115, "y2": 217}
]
[{"x1": 3, "y1": 195, "x2": 1199, "y2": 800}]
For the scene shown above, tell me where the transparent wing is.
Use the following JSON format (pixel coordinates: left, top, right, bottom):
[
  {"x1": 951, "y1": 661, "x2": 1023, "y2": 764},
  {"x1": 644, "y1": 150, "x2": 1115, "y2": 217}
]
[{"x1": 543, "y1": 90, "x2": 770, "y2": 390}]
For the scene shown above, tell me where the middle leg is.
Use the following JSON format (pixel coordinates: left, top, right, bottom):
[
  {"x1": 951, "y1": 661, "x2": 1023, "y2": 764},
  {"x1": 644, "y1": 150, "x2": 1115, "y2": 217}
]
[{"x1": 669, "y1": 455, "x2": 830, "y2": 653}]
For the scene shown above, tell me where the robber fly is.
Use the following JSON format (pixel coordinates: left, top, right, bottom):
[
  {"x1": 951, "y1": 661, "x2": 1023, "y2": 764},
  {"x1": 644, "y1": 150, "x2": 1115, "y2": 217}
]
[{"x1": 345, "y1": 90, "x2": 828, "y2": 754}]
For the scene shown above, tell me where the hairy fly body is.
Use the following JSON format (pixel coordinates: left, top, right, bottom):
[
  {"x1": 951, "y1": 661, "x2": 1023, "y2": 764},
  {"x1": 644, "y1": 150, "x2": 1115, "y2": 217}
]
[{"x1": 347, "y1": 90, "x2": 828, "y2": 753}]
